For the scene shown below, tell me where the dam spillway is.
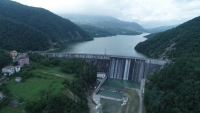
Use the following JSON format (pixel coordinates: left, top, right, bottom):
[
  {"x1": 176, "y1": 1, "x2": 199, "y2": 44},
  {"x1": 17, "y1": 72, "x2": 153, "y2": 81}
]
[{"x1": 39, "y1": 53, "x2": 168, "y2": 82}]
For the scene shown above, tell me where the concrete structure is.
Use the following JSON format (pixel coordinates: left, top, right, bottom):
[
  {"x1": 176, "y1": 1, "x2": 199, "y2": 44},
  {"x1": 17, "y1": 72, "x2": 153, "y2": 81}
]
[
  {"x1": 18, "y1": 57, "x2": 30, "y2": 66},
  {"x1": 39, "y1": 53, "x2": 169, "y2": 82},
  {"x1": 10, "y1": 50, "x2": 18, "y2": 57},
  {"x1": 15, "y1": 66, "x2": 21, "y2": 73},
  {"x1": 93, "y1": 76, "x2": 108, "y2": 105},
  {"x1": 15, "y1": 77, "x2": 22, "y2": 82},
  {"x1": 97, "y1": 72, "x2": 106, "y2": 79},
  {"x1": 2, "y1": 66, "x2": 15, "y2": 76},
  {"x1": 0, "y1": 92, "x2": 3, "y2": 100}
]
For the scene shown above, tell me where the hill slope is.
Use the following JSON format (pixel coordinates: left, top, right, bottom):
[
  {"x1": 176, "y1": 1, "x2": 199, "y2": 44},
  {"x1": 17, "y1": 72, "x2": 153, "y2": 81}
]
[
  {"x1": 0, "y1": 17, "x2": 51, "y2": 51},
  {"x1": 135, "y1": 16, "x2": 200, "y2": 59},
  {"x1": 62, "y1": 14, "x2": 146, "y2": 37},
  {"x1": 0, "y1": 0, "x2": 91, "y2": 43},
  {"x1": 135, "y1": 16, "x2": 200, "y2": 112}
]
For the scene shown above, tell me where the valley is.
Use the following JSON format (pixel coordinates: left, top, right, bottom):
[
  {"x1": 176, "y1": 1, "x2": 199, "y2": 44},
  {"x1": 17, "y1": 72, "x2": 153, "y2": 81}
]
[{"x1": 0, "y1": 0, "x2": 200, "y2": 113}]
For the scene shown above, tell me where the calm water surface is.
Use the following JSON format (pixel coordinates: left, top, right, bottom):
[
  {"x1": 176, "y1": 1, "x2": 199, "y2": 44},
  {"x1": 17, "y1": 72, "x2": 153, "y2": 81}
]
[{"x1": 61, "y1": 33, "x2": 148, "y2": 58}]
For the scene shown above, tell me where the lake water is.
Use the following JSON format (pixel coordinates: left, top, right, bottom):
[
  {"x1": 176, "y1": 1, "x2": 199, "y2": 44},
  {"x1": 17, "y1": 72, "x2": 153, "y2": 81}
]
[{"x1": 61, "y1": 33, "x2": 148, "y2": 58}]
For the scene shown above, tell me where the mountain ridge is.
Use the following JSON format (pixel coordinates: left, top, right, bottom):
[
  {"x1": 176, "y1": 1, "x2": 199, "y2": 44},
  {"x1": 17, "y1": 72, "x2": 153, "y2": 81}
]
[
  {"x1": 0, "y1": 0, "x2": 91, "y2": 44},
  {"x1": 61, "y1": 14, "x2": 146, "y2": 37}
]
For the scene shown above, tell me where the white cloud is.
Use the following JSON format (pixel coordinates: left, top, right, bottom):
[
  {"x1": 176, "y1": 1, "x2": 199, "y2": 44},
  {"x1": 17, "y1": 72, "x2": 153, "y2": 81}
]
[{"x1": 12, "y1": 0, "x2": 200, "y2": 28}]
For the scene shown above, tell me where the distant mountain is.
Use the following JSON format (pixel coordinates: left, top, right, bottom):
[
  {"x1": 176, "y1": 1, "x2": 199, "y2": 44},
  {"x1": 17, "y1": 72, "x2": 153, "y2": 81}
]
[
  {"x1": 146, "y1": 25, "x2": 177, "y2": 33},
  {"x1": 61, "y1": 14, "x2": 146, "y2": 37},
  {"x1": 0, "y1": 0, "x2": 91, "y2": 49}
]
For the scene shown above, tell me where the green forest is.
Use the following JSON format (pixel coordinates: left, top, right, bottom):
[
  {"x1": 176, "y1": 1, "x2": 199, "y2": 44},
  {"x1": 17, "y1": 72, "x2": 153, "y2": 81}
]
[
  {"x1": 0, "y1": 49, "x2": 12, "y2": 69},
  {"x1": 0, "y1": 17, "x2": 51, "y2": 51},
  {"x1": 135, "y1": 16, "x2": 200, "y2": 112},
  {"x1": 0, "y1": 0, "x2": 92, "y2": 51}
]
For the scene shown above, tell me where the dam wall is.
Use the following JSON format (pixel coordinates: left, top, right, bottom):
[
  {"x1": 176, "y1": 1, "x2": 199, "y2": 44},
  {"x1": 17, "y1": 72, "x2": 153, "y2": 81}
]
[{"x1": 39, "y1": 53, "x2": 168, "y2": 81}]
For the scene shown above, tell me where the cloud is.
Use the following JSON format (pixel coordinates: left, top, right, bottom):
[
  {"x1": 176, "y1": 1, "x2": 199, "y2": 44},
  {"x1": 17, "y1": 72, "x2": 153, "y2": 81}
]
[{"x1": 12, "y1": 0, "x2": 200, "y2": 27}]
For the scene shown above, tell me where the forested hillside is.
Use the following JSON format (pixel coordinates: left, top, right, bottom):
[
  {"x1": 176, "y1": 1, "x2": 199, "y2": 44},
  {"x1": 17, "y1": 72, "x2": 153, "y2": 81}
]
[
  {"x1": 135, "y1": 16, "x2": 200, "y2": 59},
  {"x1": 0, "y1": 17, "x2": 50, "y2": 51},
  {"x1": 135, "y1": 16, "x2": 200, "y2": 112},
  {"x1": 0, "y1": 0, "x2": 91, "y2": 43},
  {"x1": 0, "y1": 49, "x2": 12, "y2": 69},
  {"x1": 62, "y1": 14, "x2": 145, "y2": 37}
]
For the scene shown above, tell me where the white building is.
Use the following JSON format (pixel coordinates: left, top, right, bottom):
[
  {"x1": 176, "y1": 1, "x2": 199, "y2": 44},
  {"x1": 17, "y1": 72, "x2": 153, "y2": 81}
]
[
  {"x1": 2, "y1": 65, "x2": 21, "y2": 76},
  {"x1": 15, "y1": 77, "x2": 22, "y2": 82},
  {"x1": 15, "y1": 65, "x2": 21, "y2": 73},
  {"x1": 97, "y1": 72, "x2": 106, "y2": 79},
  {"x1": 2, "y1": 66, "x2": 15, "y2": 76}
]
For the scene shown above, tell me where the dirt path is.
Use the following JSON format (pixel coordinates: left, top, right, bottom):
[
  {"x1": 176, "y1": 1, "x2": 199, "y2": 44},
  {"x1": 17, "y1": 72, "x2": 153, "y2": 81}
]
[
  {"x1": 87, "y1": 95, "x2": 96, "y2": 113},
  {"x1": 125, "y1": 94, "x2": 131, "y2": 113},
  {"x1": 138, "y1": 78, "x2": 145, "y2": 113},
  {"x1": 43, "y1": 72, "x2": 70, "y2": 79}
]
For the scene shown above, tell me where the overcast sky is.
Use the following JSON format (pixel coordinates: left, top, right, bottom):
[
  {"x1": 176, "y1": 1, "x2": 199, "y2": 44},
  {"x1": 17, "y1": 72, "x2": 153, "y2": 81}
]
[{"x1": 12, "y1": 0, "x2": 200, "y2": 28}]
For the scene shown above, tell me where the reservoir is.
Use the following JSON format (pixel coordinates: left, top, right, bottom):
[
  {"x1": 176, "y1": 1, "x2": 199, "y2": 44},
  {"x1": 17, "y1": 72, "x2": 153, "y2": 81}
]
[
  {"x1": 60, "y1": 33, "x2": 149, "y2": 105},
  {"x1": 61, "y1": 33, "x2": 148, "y2": 58}
]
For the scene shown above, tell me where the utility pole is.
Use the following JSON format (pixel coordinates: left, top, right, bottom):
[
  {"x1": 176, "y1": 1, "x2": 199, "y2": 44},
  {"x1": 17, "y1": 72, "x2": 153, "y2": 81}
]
[{"x1": 105, "y1": 48, "x2": 106, "y2": 55}]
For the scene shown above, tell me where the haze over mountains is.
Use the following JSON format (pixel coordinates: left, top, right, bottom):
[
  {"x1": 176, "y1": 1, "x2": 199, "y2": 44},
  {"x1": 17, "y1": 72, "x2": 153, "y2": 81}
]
[
  {"x1": 0, "y1": 0, "x2": 179, "y2": 52},
  {"x1": 61, "y1": 14, "x2": 147, "y2": 37},
  {"x1": 146, "y1": 25, "x2": 178, "y2": 33}
]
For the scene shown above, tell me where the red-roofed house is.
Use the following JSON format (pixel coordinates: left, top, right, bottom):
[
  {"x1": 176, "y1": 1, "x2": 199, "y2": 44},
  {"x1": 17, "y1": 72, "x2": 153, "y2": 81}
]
[{"x1": 18, "y1": 57, "x2": 30, "y2": 66}]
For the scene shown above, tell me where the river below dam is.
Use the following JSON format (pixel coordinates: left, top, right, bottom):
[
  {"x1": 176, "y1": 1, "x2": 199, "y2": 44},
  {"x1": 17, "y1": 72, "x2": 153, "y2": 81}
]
[{"x1": 61, "y1": 33, "x2": 148, "y2": 57}]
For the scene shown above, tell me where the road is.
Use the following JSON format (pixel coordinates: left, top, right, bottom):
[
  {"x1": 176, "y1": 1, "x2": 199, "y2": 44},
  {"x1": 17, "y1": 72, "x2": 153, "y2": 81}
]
[{"x1": 138, "y1": 78, "x2": 145, "y2": 113}]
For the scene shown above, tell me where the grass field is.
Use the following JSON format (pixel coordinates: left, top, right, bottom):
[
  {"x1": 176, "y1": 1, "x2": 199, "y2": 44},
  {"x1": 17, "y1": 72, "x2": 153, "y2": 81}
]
[
  {"x1": 0, "y1": 66, "x2": 74, "y2": 113},
  {"x1": 34, "y1": 66, "x2": 74, "y2": 80}
]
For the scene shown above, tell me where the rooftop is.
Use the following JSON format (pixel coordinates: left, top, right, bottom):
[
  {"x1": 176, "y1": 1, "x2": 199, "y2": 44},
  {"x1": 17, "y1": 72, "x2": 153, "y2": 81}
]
[
  {"x1": 3, "y1": 66, "x2": 15, "y2": 69},
  {"x1": 19, "y1": 56, "x2": 29, "y2": 59}
]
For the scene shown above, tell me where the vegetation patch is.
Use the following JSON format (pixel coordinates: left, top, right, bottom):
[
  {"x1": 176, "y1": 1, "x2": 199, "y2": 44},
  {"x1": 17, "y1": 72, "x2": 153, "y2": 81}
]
[
  {"x1": 7, "y1": 74, "x2": 64, "y2": 101},
  {"x1": 120, "y1": 88, "x2": 139, "y2": 113},
  {"x1": 0, "y1": 53, "x2": 96, "y2": 113}
]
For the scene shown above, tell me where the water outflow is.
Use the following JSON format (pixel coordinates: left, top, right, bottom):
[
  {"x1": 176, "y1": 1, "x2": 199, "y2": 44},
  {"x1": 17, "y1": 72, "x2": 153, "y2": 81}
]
[{"x1": 108, "y1": 57, "x2": 157, "y2": 82}]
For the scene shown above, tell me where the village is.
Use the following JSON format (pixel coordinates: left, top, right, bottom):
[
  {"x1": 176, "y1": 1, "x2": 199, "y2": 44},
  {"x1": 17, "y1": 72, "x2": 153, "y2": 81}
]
[{"x1": 0, "y1": 50, "x2": 30, "y2": 104}]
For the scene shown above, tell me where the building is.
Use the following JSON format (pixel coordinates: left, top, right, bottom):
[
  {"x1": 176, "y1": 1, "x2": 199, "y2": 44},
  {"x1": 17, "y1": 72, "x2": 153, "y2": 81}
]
[
  {"x1": 2, "y1": 65, "x2": 21, "y2": 76},
  {"x1": 16, "y1": 53, "x2": 27, "y2": 60},
  {"x1": 18, "y1": 57, "x2": 30, "y2": 66},
  {"x1": 2, "y1": 66, "x2": 15, "y2": 76},
  {"x1": 15, "y1": 77, "x2": 22, "y2": 82},
  {"x1": 15, "y1": 66, "x2": 21, "y2": 73},
  {"x1": 10, "y1": 50, "x2": 18, "y2": 57},
  {"x1": 97, "y1": 72, "x2": 106, "y2": 79}
]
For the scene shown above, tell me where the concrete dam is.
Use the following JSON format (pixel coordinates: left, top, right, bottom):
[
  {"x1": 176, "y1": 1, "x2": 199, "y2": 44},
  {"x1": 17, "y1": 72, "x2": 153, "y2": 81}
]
[{"x1": 39, "y1": 53, "x2": 168, "y2": 82}]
